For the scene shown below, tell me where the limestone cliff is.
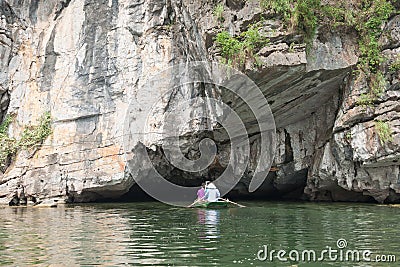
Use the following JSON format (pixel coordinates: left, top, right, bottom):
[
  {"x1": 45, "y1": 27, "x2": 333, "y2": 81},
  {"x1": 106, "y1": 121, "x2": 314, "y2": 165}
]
[{"x1": 0, "y1": 0, "x2": 399, "y2": 204}]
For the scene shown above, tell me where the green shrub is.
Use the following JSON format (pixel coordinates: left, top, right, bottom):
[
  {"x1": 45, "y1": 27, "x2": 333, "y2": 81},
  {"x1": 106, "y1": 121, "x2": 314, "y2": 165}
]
[
  {"x1": 375, "y1": 120, "x2": 393, "y2": 144},
  {"x1": 358, "y1": 35, "x2": 384, "y2": 73},
  {"x1": 261, "y1": 0, "x2": 394, "y2": 60},
  {"x1": 261, "y1": 1, "x2": 287, "y2": 21},
  {"x1": 319, "y1": 0, "x2": 394, "y2": 74},
  {"x1": 355, "y1": 72, "x2": 386, "y2": 107},
  {"x1": 356, "y1": 93, "x2": 374, "y2": 107},
  {"x1": 0, "y1": 132, "x2": 17, "y2": 170},
  {"x1": 215, "y1": 31, "x2": 245, "y2": 66},
  {"x1": 389, "y1": 58, "x2": 400, "y2": 72},
  {"x1": 344, "y1": 131, "x2": 353, "y2": 144},
  {"x1": 18, "y1": 112, "x2": 52, "y2": 149},
  {"x1": 357, "y1": 0, "x2": 394, "y2": 73},
  {"x1": 296, "y1": 0, "x2": 320, "y2": 42},
  {"x1": 261, "y1": 0, "x2": 293, "y2": 22},
  {"x1": 0, "y1": 115, "x2": 12, "y2": 135},
  {"x1": 370, "y1": 71, "x2": 386, "y2": 97},
  {"x1": 261, "y1": 0, "x2": 320, "y2": 45},
  {"x1": 215, "y1": 24, "x2": 270, "y2": 68},
  {"x1": 242, "y1": 24, "x2": 270, "y2": 50},
  {"x1": 214, "y1": 3, "x2": 225, "y2": 22},
  {"x1": 0, "y1": 112, "x2": 52, "y2": 171},
  {"x1": 359, "y1": 48, "x2": 380, "y2": 75},
  {"x1": 0, "y1": 116, "x2": 17, "y2": 170},
  {"x1": 254, "y1": 56, "x2": 264, "y2": 68},
  {"x1": 321, "y1": 4, "x2": 357, "y2": 28},
  {"x1": 288, "y1": 42, "x2": 296, "y2": 52},
  {"x1": 361, "y1": 0, "x2": 394, "y2": 34},
  {"x1": 320, "y1": 0, "x2": 394, "y2": 103}
]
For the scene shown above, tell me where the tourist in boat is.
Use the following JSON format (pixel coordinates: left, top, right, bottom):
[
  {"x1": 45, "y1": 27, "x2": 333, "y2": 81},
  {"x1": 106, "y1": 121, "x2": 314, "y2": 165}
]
[
  {"x1": 197, "y1": 182, "x2": 206, "y2": 201},
  {"x1": 204, "y1": 182, "x2": 220, "y2": 202}
]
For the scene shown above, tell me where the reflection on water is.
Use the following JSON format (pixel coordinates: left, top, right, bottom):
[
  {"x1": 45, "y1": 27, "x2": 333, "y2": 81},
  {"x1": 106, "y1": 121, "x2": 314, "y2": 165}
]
[
  {"x1": 197, "y1": 209, "x2": 220, "y2": 239},
  {"x1": 0, "y1": 202, "x2": 400, "y2": 266},
  {"x1": 0, "y1": 206, "x2": 134, "y2": 266}
]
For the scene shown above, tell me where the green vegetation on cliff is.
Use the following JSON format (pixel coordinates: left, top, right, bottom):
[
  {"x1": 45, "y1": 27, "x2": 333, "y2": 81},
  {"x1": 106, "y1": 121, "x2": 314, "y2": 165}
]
[
  {"x1": 214, "y1": 0, "x2": 322, "y2": 66},
  {"x1": 390, "y1": 57, "x2": 400, "y2": 72},
  {"x1": 214, "y1": 3, "x2": 225, "y2": 22},
  {"x1": 356, "y1": 1, "x2": 394, "y2": 72},
  {"x1": 216, "y1": 0, "x2": 396, "y2": 109},
  {"x1": 215, "y1": 23, "x2": 269, "y2": 67},
  {"x1": 0, "y1": 112, "x2": 52, "y2": 171},
  {"x1": 19, "y1": 112, "x2": 52, "y2": 149},
  {"x1": 357, "y1": 93, "x2": 375, "y2": 107},
  {"x1": 375, "y1": 120, "x2": 393, "y2": 144},
  {"x1": 0, "y1": 116, "x2": 16, "y2": 170},
  {"x1": 262, "y1": 0, "x2": 395, "y2": 105},
  {"x1": 261, "y1": 0, "x2": 320, "y2": 44},
  {"x1": 215, "y1": 31, "x2": 244, "y2": 66},
  {"x1": 0, "y1": 115, "x2": 12, "y2": 135}
]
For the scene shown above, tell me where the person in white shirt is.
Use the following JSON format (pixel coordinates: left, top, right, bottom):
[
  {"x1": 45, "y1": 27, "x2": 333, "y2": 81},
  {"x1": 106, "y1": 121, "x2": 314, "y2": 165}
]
[{"x1": 204, "y1": 182, "x2": 220, "y2": 202}]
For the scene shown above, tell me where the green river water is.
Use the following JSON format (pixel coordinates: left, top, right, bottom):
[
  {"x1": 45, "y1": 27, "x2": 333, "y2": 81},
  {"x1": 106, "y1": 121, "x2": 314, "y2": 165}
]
[{"x1": 0, "y1": 201, "x2": 399, "y2": 266}]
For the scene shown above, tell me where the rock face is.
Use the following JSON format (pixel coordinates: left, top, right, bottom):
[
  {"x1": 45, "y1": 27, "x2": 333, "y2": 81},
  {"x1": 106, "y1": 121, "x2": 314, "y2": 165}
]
[{"x1": 0, "y1": 0, "x2": 399, "y2": 204}]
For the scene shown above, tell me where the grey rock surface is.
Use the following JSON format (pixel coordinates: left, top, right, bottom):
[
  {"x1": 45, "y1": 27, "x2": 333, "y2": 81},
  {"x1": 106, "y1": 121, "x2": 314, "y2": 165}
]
[{"x1": 0, "y1": 0, "x2": 399, "y2": 204}]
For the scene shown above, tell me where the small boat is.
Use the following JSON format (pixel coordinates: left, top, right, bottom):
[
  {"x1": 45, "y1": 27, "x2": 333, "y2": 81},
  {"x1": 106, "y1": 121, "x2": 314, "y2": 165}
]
[{"x1": 192, "y1": 200, "x2": 229, "y2": 209}]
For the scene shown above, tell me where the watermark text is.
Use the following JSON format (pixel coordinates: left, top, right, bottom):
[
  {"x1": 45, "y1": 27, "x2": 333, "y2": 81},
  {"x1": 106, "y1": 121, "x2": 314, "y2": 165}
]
[{"x1": 257, "y1": 239, "x2": 396, "y2": 263}]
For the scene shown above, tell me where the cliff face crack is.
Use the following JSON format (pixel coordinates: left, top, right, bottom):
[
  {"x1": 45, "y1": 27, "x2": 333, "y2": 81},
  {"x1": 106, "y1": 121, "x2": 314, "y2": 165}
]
[
  {"x1": 54, "y1": 0, "x2": 72, "y2": 20},
  {"x1": 283, "y1": 129, "x2": 294, "y2": 164}
]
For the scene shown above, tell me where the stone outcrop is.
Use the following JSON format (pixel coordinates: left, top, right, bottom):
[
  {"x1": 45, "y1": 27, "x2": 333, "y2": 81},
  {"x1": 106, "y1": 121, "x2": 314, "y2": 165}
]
[
  {"x1": 305, "y1": 16, "x2": 400, "y2": 203},
  {"x1": 0, "y1": 0, "x2": 399, "y2": 204}
]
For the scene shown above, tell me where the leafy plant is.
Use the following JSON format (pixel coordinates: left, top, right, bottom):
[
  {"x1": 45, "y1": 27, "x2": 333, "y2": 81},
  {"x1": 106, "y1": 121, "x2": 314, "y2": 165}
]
[
  {"x1": 356, "y1": 93, "x2": 374, "y2": 107},
  {"x1": 0, "y1": 112, "x2": 52, "y2": 171},
  {"x1": 254, "y1": 56, "x2": 264, "y2": 68},
  {"x1": 370, "y1": 71, "x2": 386, "y2": 97},
  {"x1": 358, "y1": 35, "x2": 384, "y2": 73},
  {"x1": 242, "y1": 25, "x2": 266, "y2": 49},
  {"x1": 261, "y1": 0, "x2": 294, "y2": 23},
  {"x1": 214, "y1": 3, "x2": 225, "y2": 22},
  {"x1": 296, "y1": 0, "x2": 320, "y2": 43},
  {"x1": 389, "y1": 58, "x2": 400, "y2": 72},
  {"x1": 0, "y1": 116, "x2": 17, "y2": 170},
  {"x1": 261, "y1": 0, "x2": 394, "y2": 60},
  {"x1": 345, "y1": 131, "x2": 352, "y2": 140},
  {"x1": 0, "y1": 122, "x2": 17, "y2": 170},
  {"x1": 0, "y1": 115, "x2": 12, "y2": 135},
  {"x1": 18, "y1": 112, "x2": 52, "y2": 149},
  {"x1": 321, "y1": 4, "x2": 357, "y2": 28},
  {"x1": 288, "y1": 42, "x2": 296, "y2": 52},
  {"x1": 355, "y1": 71, "x2": 386, "y2": 107},
  {"x1": 375, "y1": 120, "x2": 393, "y2": 144},
  {"x1": 356, "y1": 0, "x2": 394, "y2": 73},
  {"x1": 319, "y1": 0, "x2": 394, "y2": 104},
  {"x1": 261, "y1": 0, "x2": 320, "y2": 45},
  {"x1": 215, "y1": 24, "x2": 270, "y2": 68},
  {"x1": 215, "y1": 31, "x2": 246, "y2": 66}
]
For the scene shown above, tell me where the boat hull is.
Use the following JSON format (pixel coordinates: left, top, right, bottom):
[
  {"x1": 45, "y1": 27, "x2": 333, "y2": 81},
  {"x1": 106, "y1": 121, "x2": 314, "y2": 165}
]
[{"x1": 193, "y1": 201, "x2": 228, "y2": 208}]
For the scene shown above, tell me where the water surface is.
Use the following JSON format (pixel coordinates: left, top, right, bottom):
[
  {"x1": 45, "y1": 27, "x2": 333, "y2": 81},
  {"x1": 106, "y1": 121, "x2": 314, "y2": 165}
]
[{"x1": 0, "y1": 202, "x2": 399, "y2": 266}]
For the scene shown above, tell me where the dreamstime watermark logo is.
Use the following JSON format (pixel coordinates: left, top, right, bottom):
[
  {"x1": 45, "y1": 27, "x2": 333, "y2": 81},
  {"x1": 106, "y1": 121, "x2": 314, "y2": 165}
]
[
  {"x1": 122, "y1": 61, "x2": 276, "y2": 206},
  {"x1": 257, "y1": 238, "x2": 397, "y2": 263}
]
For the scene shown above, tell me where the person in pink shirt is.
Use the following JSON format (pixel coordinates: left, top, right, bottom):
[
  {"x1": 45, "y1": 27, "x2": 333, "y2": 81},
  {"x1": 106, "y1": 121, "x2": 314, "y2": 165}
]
[{"x1": 197, "y1": 182, "x2": 206, "y2": 201}]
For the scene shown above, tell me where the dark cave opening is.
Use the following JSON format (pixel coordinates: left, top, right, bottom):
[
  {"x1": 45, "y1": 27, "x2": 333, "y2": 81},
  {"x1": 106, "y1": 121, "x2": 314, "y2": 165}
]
[
  {"x1": 102, "y1": 171, "x2": 309, "y2": 203},
  {"x1": 94, "y1": 171, "x2": 380, "y2": 205}
]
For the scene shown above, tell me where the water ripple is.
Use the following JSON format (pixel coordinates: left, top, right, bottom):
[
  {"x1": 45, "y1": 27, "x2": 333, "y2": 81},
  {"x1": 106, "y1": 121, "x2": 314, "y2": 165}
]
[{"x1": 0, "y1": 202, "x2": 399, "y2": 266}]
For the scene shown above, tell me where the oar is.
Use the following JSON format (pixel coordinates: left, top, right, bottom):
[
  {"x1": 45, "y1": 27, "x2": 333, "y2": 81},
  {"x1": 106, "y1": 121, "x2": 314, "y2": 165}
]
[
  {"x1": 188, "y1": 198, "x2": 202, "y2": 208},
  {"x1": 219, "y1": 198, "x2": 246, "y2": 208}
]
